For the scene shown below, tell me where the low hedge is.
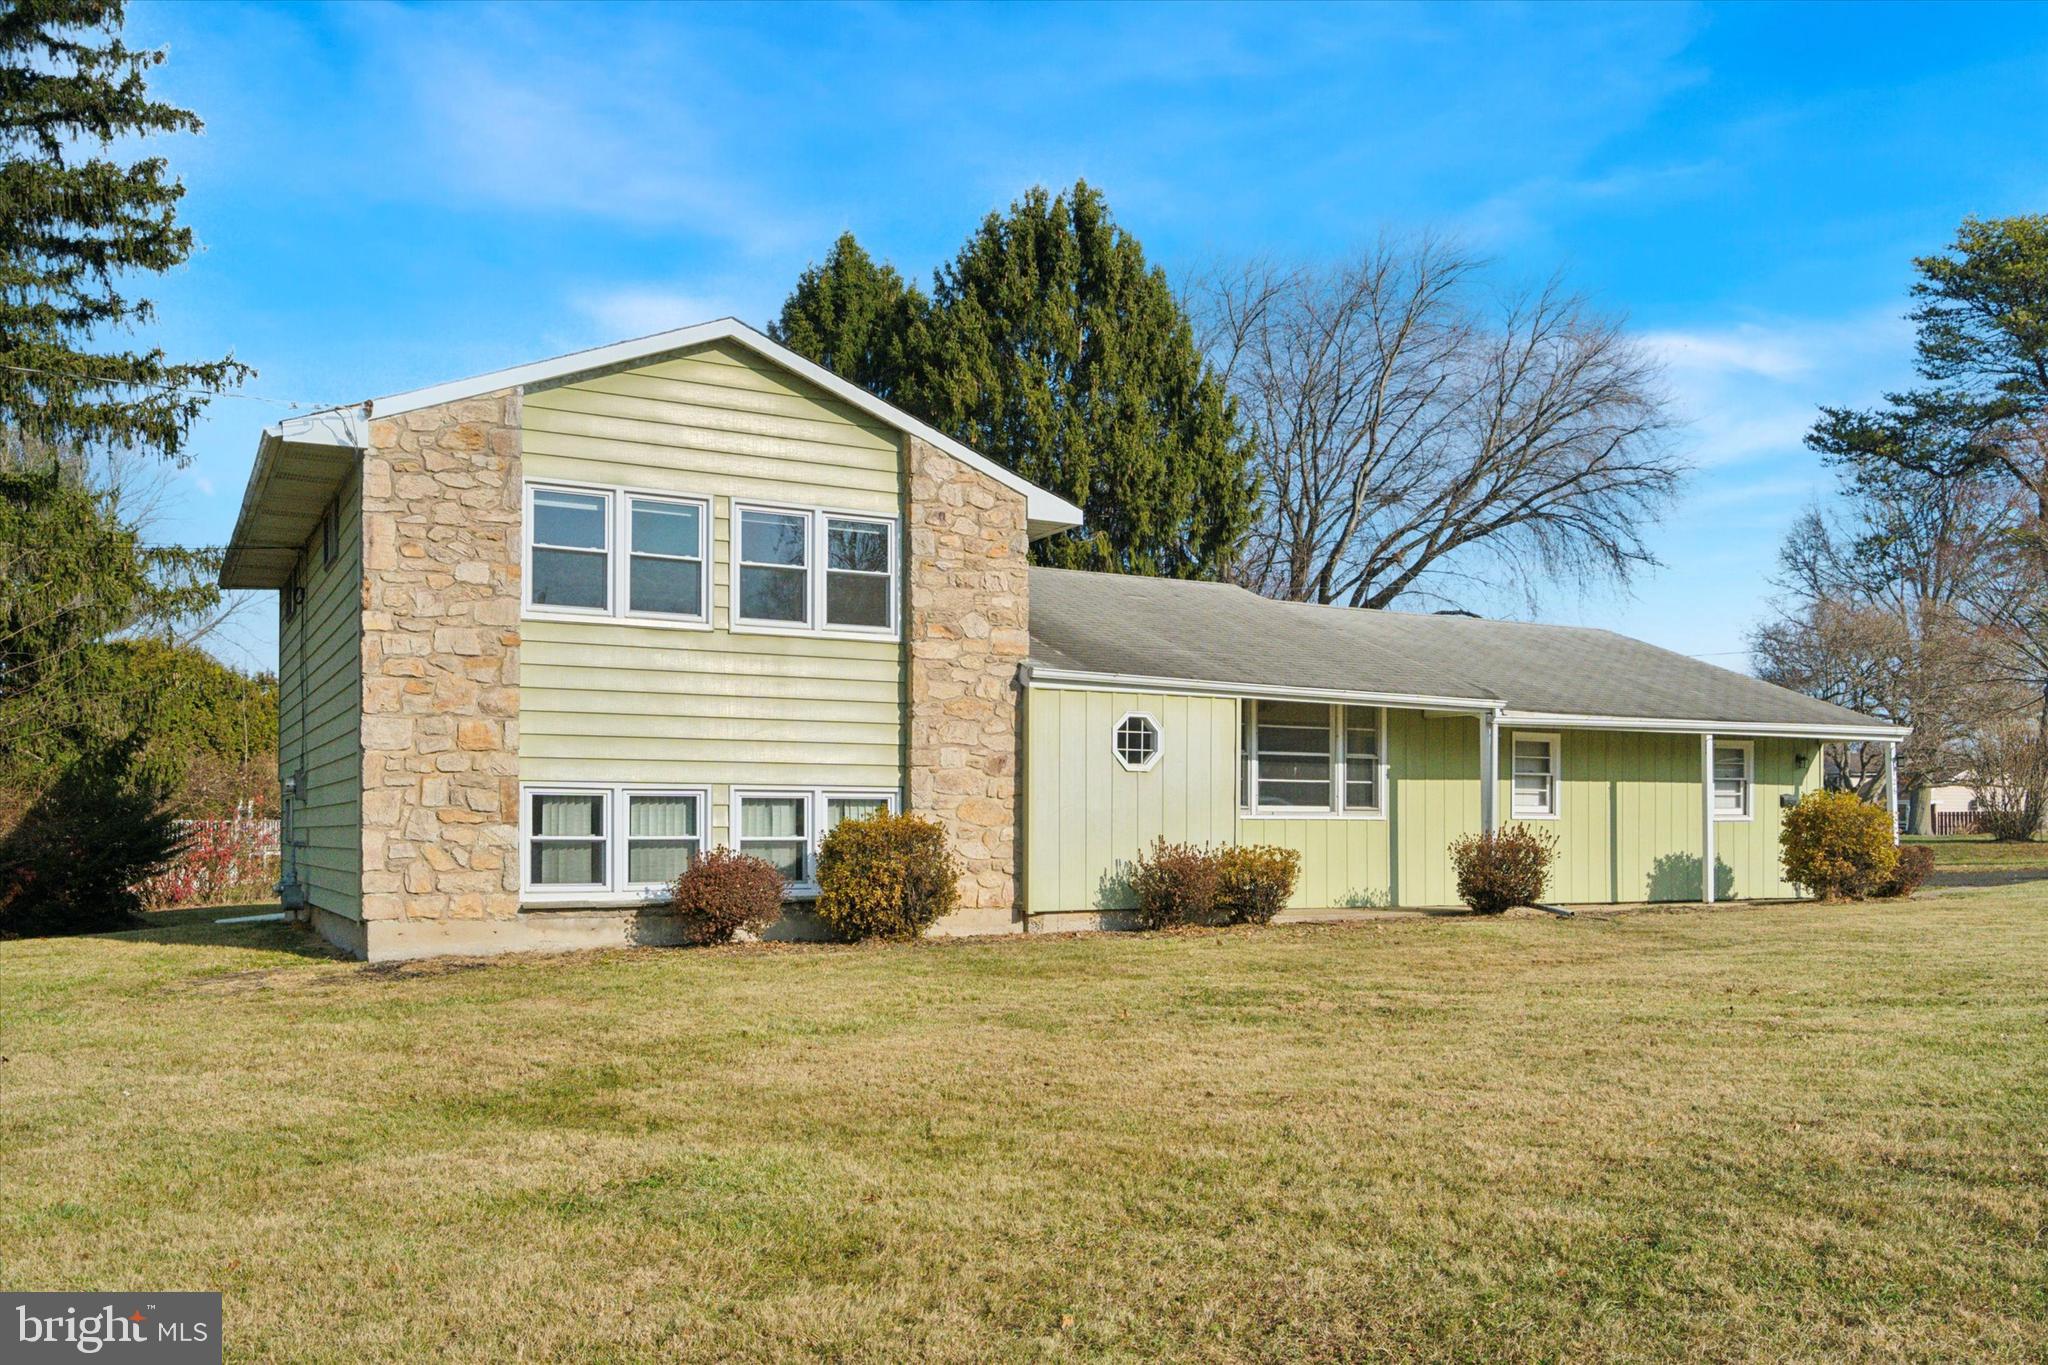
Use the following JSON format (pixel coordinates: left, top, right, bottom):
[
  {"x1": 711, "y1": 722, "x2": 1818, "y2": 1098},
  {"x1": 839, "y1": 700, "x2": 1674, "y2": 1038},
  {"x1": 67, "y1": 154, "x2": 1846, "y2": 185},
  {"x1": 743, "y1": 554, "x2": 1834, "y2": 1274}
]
[{"x1": 814, "y1": 810, "x2": 961, "y2": 941}]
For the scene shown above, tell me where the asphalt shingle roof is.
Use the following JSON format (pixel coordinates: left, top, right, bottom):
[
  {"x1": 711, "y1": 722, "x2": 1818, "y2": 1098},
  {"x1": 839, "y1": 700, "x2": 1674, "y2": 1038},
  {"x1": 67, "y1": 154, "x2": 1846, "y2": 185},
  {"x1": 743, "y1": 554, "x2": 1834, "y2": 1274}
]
[{"x1": 1026, "y1": 567, "x2": 1888, "y2": 732}]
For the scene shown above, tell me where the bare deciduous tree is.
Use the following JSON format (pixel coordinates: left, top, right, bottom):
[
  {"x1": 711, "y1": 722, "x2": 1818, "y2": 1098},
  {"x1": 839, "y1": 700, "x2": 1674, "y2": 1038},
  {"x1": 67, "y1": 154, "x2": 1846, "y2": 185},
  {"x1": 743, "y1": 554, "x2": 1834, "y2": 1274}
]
[{"x1": 1192, "y1": 239, "x2": 1685, "y2": 609}]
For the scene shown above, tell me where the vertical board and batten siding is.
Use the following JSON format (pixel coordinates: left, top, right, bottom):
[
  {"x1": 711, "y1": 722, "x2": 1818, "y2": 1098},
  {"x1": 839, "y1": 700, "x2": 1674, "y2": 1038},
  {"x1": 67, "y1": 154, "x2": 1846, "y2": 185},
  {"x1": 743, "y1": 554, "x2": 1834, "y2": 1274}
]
[
  {"x1": 277, "y1": 469, "x2": 363, "y2": 919},
  {"x1": 1494, "y1": 732, "x2": 1818, "y2": 902},
  {"x1": 518, "y1": 340, "x2": 906, "y2": 847},
  {"x1": 1022, "y1": 684, "x2": 1823, "y2": 913},
  {"x1": 1024, "y1": 689, "x2": 1237, "y2": 913}
]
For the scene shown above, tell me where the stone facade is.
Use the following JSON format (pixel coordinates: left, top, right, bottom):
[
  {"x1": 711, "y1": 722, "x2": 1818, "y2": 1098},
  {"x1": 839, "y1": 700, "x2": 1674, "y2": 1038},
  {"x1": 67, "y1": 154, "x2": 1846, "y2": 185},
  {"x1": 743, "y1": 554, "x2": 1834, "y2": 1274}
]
[
  {"x1": 356, "y1": 390, "x2": 523, "y2": 933},
  {"x1": 905, "y1": 435, "x2": 1031, "y2": 917}
]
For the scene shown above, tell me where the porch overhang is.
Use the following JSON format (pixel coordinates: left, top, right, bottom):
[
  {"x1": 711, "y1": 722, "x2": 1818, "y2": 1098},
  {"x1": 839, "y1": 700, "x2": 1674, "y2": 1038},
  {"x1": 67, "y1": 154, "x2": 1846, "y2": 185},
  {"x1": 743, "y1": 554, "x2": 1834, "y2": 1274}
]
[{"x1": 218, "y1": 407, "x2": 368, "y2": 589}]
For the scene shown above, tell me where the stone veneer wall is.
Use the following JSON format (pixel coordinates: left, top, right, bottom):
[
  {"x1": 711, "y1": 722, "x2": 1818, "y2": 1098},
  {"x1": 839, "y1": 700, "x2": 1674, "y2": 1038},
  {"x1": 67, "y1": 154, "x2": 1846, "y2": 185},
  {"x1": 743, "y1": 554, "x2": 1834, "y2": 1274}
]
[
  {"x1": 356, "y1": 390, "x2": 523, "y2": 930},
  {"x1": 905, "y1": 435, "x2": 1031, "y2": 917}
]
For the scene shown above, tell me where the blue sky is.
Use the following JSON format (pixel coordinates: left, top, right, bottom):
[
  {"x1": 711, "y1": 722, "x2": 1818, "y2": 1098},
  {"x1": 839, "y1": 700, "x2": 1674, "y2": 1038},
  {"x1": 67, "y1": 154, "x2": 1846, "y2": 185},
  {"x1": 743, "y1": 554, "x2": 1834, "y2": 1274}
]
[{"x1": 124, "y1": 1, "x2": 2048, "y2": 675}]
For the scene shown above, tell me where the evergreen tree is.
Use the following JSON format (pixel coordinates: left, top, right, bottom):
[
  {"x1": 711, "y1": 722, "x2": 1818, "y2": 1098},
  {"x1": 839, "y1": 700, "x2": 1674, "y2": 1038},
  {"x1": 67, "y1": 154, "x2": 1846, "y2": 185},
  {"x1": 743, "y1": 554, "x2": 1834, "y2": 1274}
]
[
  {"x1": 767, "y1": 231, "x2": 928, "y2": 406},
  {"x1": 771, "y1": 184, "x2": 1257, "y2": 578},
  {"x1": 1, "y1": 0, "x2": 248, "y2": 464}
]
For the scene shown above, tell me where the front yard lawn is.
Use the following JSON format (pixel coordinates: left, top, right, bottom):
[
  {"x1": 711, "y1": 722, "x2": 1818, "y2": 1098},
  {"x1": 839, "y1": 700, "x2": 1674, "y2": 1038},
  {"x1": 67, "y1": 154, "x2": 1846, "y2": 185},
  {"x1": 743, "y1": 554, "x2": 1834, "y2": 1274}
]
[
  {"x1": 1908, "y1": 832, "x2": 2048, "y2": 869},
  {"x1": 3, "y1": 892, "x2": 2044, "y2": 1361}
]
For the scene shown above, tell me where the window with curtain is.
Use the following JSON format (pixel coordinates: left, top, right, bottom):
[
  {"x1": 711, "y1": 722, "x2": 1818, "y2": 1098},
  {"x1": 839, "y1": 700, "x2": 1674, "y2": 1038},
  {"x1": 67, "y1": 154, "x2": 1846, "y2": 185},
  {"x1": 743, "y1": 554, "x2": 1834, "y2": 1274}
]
[
  {"x1": 1254, "y1": 700, "x2": 1333, "y2": 808},
  {"x1": 530, "y1": 487, "x2": 610, "y2": 610},
  {"x1": 824, "y1": 517, "x2": 893, "y2": 630},
  {"x1": 739, "y1": 793, "x2": 810, "y2": 882},
  {"x1": 529, "y1": 791, "x2": 607, "y2": 887},
  {"x1": 1344, "y1": 706, "x2": 1380, "y2": 811},
  {"x1": 824, "y1": 793, "x2": 892, "y2": 833},
  {"x1": 1713, "y1": 743, "x2": 1751, "y2": 818},
  {"x1": 1511, "y1": 736, "x2": 1557, "y2": 818},
  {"x1": 627, "y1": 497, "x2": 705, "y2": 619},
  {"x1": 737, "y1": 508, "x2": 810, "y2": 625},
  {"x1": 624, "y1": 792, "x2": 701, "y2": 886}
]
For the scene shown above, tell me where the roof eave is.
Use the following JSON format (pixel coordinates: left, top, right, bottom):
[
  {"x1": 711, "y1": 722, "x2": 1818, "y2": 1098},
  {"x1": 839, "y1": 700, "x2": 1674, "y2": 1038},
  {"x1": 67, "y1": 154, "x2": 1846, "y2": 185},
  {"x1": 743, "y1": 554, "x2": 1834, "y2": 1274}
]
[{"x1": 218, "y1": 407, "x2": 366, "y2": 590}]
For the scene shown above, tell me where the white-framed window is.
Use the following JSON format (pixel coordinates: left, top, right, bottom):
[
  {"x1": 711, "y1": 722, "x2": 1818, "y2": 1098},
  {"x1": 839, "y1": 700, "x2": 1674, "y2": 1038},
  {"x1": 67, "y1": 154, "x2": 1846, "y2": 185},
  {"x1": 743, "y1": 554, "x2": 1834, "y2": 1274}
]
[
  {"x1": 736, "y1": 506, "x2": 811, "y2": 627},
  {"x1": 823, "y1": 515, "x2": 895, "y2": 631},
  {"x1": 524, "y1": 482, "x2": 712, "y2": 626},
  {"x1": 625, "y1": 494, "x2": 708, "y2": 621},
  {"x1": 622, "y1": 789, "x2": 705, "y2": 889},
  {"x1": 1114, "y1": 712, "x2": 1162, "y2": 771},
  {"x1": 1713, "y1": 740, "x2": 1753, "y2": 821},
  {"x1": 1510, "y1": 732, "x2": 1559, "y2": 820},
  {"x1": 733, "y1": 502, "x2": 899, "y2": 638},
  {"x1": 734, "y1": 787, "x2": 900, "y2": 893},
  {"x1": 528, "y1": 485, "x2": 612, "y2": 614},
  {"x1": 526, "y1": 787, "x2": 611, "y2": 892},
  {"x1": 522, "y1": 785, "x2": 707, "y2": 900},
  {"x1": 1239, "y1": 701, "x2": 1386, "y2": 816}
]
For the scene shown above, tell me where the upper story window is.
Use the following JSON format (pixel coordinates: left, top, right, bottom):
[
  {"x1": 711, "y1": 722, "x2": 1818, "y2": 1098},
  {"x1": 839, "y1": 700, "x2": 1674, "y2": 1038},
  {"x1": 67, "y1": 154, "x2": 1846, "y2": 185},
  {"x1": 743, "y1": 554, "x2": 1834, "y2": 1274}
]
[
  {"x1": 734, "y1": 503, "x2": 898, "y2": 638},
  {"x1": 1240, "y1": 701, "x2": 1385, "y2": 816},
  {"x1": 737, "y1": 508, "x2": 810, "y2": 626},
  {"x1": 1713, "y1": 741, "x2": 1752, "y2": 820},
  {"x1": 530, "y1": 487, "x2": 610, "y2": 612},
  {"x1": 1510, "y1": 733, "x2": 1559, "y2": 819},
  {"x1": 525, "y1": 482, "x2": 710, "y2": 626}
]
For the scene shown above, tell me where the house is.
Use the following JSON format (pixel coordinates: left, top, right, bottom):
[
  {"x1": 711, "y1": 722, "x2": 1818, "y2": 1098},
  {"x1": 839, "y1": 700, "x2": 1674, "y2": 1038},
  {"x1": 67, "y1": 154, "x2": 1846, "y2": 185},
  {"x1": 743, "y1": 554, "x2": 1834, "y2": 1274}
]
[{"x1": 220, "y1": 319, "x2": 1910, "y2": 961}]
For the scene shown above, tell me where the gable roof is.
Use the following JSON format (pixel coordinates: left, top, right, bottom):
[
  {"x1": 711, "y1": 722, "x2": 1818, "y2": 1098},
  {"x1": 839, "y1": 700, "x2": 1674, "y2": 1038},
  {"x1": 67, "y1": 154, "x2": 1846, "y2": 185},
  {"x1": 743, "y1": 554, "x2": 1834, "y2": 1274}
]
[
  {"x1": 221, "y1": 318, "x2": 1084, "y2": 587},
  {"x1": 1026, "y1": 567, "x2": 1907, "y2": 739}
]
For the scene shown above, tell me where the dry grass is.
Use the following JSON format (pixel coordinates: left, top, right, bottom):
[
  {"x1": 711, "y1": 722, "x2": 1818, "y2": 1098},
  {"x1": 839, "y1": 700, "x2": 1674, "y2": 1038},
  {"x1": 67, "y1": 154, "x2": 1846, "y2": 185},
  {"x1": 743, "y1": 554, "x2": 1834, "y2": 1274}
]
[{"x1": 3, "y1": 892, "x2": 2045, "y2": 1362}]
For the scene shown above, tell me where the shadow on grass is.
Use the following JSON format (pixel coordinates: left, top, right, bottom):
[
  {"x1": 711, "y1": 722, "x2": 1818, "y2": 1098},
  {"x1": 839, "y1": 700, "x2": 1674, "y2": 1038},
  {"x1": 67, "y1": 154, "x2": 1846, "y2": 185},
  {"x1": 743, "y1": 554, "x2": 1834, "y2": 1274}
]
[{"x1": 89, "y1": 902, "x2": 349, "y2": 962}]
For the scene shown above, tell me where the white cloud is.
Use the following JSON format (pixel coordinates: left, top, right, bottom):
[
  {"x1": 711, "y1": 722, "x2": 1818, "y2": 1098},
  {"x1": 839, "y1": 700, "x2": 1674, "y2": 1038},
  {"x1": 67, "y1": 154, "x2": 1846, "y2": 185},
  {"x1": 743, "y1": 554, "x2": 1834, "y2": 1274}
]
[{"x1": 1645, "y1": 309, "x2": 1913, "y2": 469}]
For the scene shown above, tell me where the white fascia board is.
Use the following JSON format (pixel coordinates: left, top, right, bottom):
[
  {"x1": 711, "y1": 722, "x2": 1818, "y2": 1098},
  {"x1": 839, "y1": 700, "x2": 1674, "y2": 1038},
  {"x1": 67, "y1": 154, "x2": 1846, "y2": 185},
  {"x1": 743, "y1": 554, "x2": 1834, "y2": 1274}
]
[
  {"x1": 1499, "y1": 710, "x2": 1912, "y2": 741},
  {"x1": 360, "y1": 317, "x2": 1086, "y2": 537},
  {"x1": 1024, "y1": 664, "x2": 1500, "y2": 713}
]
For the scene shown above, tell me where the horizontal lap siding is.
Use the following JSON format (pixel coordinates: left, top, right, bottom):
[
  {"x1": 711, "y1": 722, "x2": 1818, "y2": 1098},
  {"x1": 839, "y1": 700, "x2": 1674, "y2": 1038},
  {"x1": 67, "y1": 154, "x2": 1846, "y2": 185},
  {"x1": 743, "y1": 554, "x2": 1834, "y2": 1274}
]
[
  {"x1": 520, "y1": 341, "x2": 906, "y2": 850},
  {"x1": 279, "y1": 469, "x2": 362, "y2": 919}
]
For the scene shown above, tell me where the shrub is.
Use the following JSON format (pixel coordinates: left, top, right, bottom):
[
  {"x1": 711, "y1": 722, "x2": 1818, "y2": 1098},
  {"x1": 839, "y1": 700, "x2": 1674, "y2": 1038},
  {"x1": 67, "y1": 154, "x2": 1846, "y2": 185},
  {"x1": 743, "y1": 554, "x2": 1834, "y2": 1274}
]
[
  {"x1": 814, "y1": 811, "x2": 960, "y2": 942},
  {"x1": 1873, "y1": 843, "x2": 1936, "y2": 899},
  {"x1": 1213, "y1": 844, "x2": 1301, "y2": 925},
  {"x1": 1447, "y1": 824, "x2": 1558, "y2": 915},
  {"x1": 1128, "y1": 838, "x2": 1223, "y2": 929},
  {"x1": 136, "y1": 813, "x2": 279, "y2": 910},
  {"x1": 1964, "y1": 720, "x2": 2047, "y2": 842},
  {"x1": 1779, "y1": 790, "x2": 1899, "y2": 901},
  {"x1": 0, "y1": 735, "x2": 186, "y2": 938},
  {"x1": 669, "y1": 847, "x2": 786, "y2": 945}
]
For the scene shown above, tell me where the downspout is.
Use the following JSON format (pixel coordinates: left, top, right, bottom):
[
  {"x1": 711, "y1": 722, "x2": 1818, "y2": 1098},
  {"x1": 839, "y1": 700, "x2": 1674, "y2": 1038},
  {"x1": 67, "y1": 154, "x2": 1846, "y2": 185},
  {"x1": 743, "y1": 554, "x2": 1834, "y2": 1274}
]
[{"x1": 277, "y1": 565, "x2": 310, "y2": 912}]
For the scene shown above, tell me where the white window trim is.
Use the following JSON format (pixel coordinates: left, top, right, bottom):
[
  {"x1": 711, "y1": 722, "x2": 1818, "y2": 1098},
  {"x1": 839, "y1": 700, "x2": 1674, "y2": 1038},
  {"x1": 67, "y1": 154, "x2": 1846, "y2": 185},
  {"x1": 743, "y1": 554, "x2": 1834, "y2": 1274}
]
[
  {"x1": 1239, "y1": 701, "x2": 1388, "y2": 820},
  {"x1": 1509, "y1": 731, "x2": 1560, "y2": 821},
  {"x1": 1712, "y1": 739, "x2": 1754, "y2": 822},
  {"x1": 520, "y1": 783, "x2": 709, "y2": 904},
  {"x1": 729, "y1": 499, "x2": 901, "y2": 642},
  {"x1": 522, "y1": 480, "x2": 713, "y2": 631},
  {"x1": 734, "y1": 786, "x2": 900, "y2": 898},
  {"x1": 1114, "y1": 711, "x2": 1163, "y2": 772}
]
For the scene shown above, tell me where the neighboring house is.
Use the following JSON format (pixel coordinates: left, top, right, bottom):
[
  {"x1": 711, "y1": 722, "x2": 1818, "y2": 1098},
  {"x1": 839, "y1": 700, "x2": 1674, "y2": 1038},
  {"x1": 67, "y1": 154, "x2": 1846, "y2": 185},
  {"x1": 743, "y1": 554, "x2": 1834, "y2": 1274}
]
[{"x1": 221, "y1": 319, "x2": 1909, "y2": 961}]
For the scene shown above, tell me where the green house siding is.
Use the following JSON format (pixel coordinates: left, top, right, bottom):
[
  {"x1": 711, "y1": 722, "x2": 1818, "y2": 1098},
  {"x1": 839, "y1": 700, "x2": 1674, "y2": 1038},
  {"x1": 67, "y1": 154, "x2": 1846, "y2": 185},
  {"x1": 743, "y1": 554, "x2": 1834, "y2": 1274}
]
[
  {"x1": 1024, "y1": 688, "x2": 1238, "y2": 914},
  {"x1": 1493, "y1": 731, "x2": 1819, "y2": 902},
  {"x1": 277, "y1": 467, "x2": 362, "y2": 920},
  {"x1": 519, "y1": 340, "x2": 906, "y2": 852},
  {"x1": 1024, "y1": 683, "x2": 1825, "y2": 914}
]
